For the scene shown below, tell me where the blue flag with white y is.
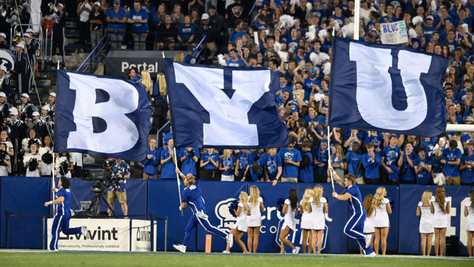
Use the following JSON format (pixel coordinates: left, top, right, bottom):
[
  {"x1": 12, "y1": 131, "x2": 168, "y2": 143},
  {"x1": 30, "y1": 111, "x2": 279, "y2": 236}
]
[
  {"x1": 329, "y1": 38, "x2": 448, "y2": 136},
  {"x1": 165, "y1": 59, "x2": 288, "y2": 148},
  {"x1": 54, "y1": 71, "x2": 152, "y2": 161}
]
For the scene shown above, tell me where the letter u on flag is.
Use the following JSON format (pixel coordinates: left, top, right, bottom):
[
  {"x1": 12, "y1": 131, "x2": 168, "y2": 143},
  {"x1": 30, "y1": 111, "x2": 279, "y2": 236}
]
[
  {"x1": 329, "y1": 38, "x2": 448, "y2": 136},
  {"x1": 54, "y1": 71, "x2": 152, "y2": 161},
  {"x1": 165, "y1": 59, "x2": 288, "y2": 148}
]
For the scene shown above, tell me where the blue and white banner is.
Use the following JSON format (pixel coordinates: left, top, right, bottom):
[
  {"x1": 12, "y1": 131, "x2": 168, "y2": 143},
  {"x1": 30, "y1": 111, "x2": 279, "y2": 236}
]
[
  {"x1": 54, "y1": 71, "x2": 152, "y2": 161},
  {"x1": 165, "y1": 59, "x2": 288, "y2": 148},
  {"x1": 380, "y1": 21, "x2": 408, "y2": 44},
  {"x1": 329, "y1": 38, "x2": 448, "y2": 137}
]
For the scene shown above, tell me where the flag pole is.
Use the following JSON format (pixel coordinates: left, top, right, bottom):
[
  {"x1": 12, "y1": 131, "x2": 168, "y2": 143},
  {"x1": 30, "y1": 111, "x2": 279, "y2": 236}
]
[
  {"x1": 353, "y1": 0, "x2": 360, "y2": 40},
  {"x1": 52, "y1": 153, "x2": 56, "y2": 215},
  {"x1": 327, "y1": 126, "x2": 335, "y2": 192},
  {"x1": 173, "y1": 147, "x2": 183, "y2": 216}
]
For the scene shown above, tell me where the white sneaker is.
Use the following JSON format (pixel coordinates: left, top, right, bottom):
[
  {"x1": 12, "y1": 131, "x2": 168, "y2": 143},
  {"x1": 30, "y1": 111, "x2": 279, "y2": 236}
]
[
  {"x1": 365, "y1": 235, "x2": 371, "y2": 249},
  {"x1": 173, "y1": 244, "x2": 186, "y2": 253},
  {"x1": 226, "y1": 234, "x2": 234, "y2": 249},
  {"x1": 292, "y1": 247, "x2": 301, "y2": 254},
  {"x1": 222, "y1": 251, "x2": 230, "y2": 253},
  {"x1": 366, "y1": 252, "x2": 376, "y2": 257},
  {"x1": 82, "y1": 226, "x2": 91, "y2": 240}
]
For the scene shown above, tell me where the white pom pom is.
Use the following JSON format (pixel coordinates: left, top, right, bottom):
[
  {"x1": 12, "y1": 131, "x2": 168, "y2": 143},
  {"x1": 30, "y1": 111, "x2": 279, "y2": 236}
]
[
  {"x1": 318, "y1": 29, "x2": 328, "y2": 41},
  {"x1": 319, "y1": 52, "x2": 330, "y2": 63},
  {"x1": 409, "y1": 28, "x2": 417, "y2": 38},
  {"x1": 217, "y1": 54, "x2": 226, "y2": 66},
  {"x1": 310, "y1": 52, "x2": 318, "y2": 65},
  {"x1": 308, "y1": 25, "x2": 316, "y2": 34},
  {"x1": 306, "y1": 2, "x2": 312, "y2": 10},
  {"x1": 412, "y1": 16, "x2": 423, "y2": 25},
  {"x1": 333, "y1": 22, "x2": 340, "y2": 31},
  {"x1": 305, "y1": 31, "x2": 316, "y2": 41},
  {"x1": 430, "y1": 0, "x2": 437, "y2": 11},
  {"x1": 279, "y1": 15, "x2": 296, "y2": 29},
  {"x1": 265, "y1": 28, "x2": 270, "y2": 36},
  {"x1": 341, "y1": 23, "x2": 354, "y2": 38},
  {"x1": 274, "y1": 41, "x2": 282, "y2": 52},
  {"x1": 323, "y1": 63, "x2": 331, "y2": 75},
  {"x1": 277, "y1": 51, "x2": 289, "y2": 62},
  {"x1": 314, "y1": 93, "x2": 325, "y2": 102},
  {"x1": 462, "y1": 23, "x2": 469, "y2": 33},
  {"x1": 290, "y1": 0, "x2": 301, "y2": 6},
  {"x1": 461, "y1": 0, "x2": 468, "y2": 4}
]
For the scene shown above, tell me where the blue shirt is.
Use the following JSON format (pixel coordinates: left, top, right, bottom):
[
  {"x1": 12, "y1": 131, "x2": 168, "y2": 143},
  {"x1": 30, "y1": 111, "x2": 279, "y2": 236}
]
[
  {"x1": 220, "y1": 156, "x2": 235, "y2": 176},
  {"x1": 110, "y1": 160, "x2": 130, "y2": 192},
  {"x1": 314, "y1": 146, "x2": 328, "y2": 174},
  {"x1": 461, "y1": 153, "x2": 474, "y2": 184},
  {"x1": 179, "y1": 148, "x2": 200, "y2": 176},
  {"x1": 381, "y1": 146, "x2": 400, "y2": 173},
  {"x1": 441, "y1": 148, "x2": 462, "y2": 177},
  {"x1": 346, "y1": 151, "x2": 363, "y2": 178},
  {"x1": 107, "y1": 7, "x2": 127, "y2": 29},
  {"x1": 250, "y1": 157, "x2": 265, "y2": 181},
  {"x1": 236, "y1": 152, "x2": 251, "y2": 177},
  {"x1": 227, "y1": 59, "x2": 245, "y2": 67},
  {"x1": 178, "y1": 24, "x2": 196, "y2": 42},
  {"x1": 364, "y1": 133, "x2": 384, "y2": 150},
  {"x1": 299, "y1": 151, "x2": 314, "y2": 183},
  {"x1": 263, "y1": 153, "x2": 282, "y2": 180},
  {"x1": 201, "y1": 152, "x2": 219, "y2": 170},
  {"x1": 229, "y1": 30, "x2": 246, "y2": 43},
  {"x1": 400, "y1": 151, "x2": 418, "y2": 182},
  {"x1": 345, "y1": 185, "x2": 365, "y2": 215},
  {"x1": 143, "y1": 147, "x2": 159, "y2": 176},
  {"x1": 414, "y1": 157, "x2": 432, "y2": 185},
  {"x1": 161, "y1": 149, "x2": 176, "y2": 179},
  {"x1": 128, "y1": 8, "x2": 149, "y2": 33},
  {"x1": 279, "y1": 148, "x2": 302, "y2": 178},
  {"x1": 182, "y1": 184, "x2": 206, "y2": 214},
  {"x1": 55, "y1": 188, "x2": 71, "y2": 216},
  {"x1": 362, "y1": 152, "x2": 381, "y2": 179}
]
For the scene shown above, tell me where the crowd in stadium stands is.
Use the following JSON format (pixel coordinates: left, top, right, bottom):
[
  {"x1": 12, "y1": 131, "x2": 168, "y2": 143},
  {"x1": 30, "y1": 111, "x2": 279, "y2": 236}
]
[{"x1": 1, "y1": 0, "x2": 474, "y2": 186}]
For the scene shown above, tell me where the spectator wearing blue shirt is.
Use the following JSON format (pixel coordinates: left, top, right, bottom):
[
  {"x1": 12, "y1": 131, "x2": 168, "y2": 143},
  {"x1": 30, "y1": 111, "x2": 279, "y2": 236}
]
[
  {"x1": 362, "y1": 143, "x2": 382, "y2": 185},
  {"x1": 235, "y1": 149, "x2": 251, "y2": 181},
  {"x1": 436, "y1": 139, "x2": 462, "y2": 185},
  {"x1": 381, "y1": 135, "x2": 401, "y2": 185},
  {"x1": 381, "y1": 4, "x2": 398, "y2": 23},
  {"x1": 219, "y1": 149, "x2": 235, "y2": 181},
  {"x1": 314, "y1": 138, "x2": 329, "y2": 183},
  {"x1": 106, "y1": 0, "x2": 127, "y2": 50},
  {"x1": 226, "y1": 49, "x2": 245, "y2": 67},
  {"x1": 176, "y1": 16, "x2": 196, "y2": 50},
  {"x1": 250, "y1": 157, "x2": 265, "y2": 182},
  {"x1": 184, "y1": 47, "x2": 198, "y2": 64},
  {"x1": 263, "y1": 148, "x2": 282, "y2": 186},
  {"x1": 447, "y1": 104, "x2": 463, "y2": 124},
  {"x1": 229, "y1": 19, "x2": 246, "y2": 43},
  {"x1": 200, "y1": 148, "x2": 220, "y2": 180},
  {"x1": 460, "y1": 143, "x2": 474, "y2": 185},
  {"x1": 414, "y1": 147, "x2": 433, "y2": 185},
  {"x1": 299, "y1": 141, "x2": 314, "y2": 183},
  {"x1": 398, "y1": 143, "x2": 418, "y2": 184},
  {"x1": 346, "y1": 141, "x2": 363, "y2": 180},
  {"x1": 143, "y1": 139, "x2": 159, "y2": 179},
  {"x1": 128, "y1": 1, "x2": 149, "y2": 50},
  {"x1": 161, "y1": 139, "x2": 177, "y2": 179},
  {"x1": 331, "y1": 6, "x2": 346, "y2": 29},
  {"x1": 423, "y1": 16, "x2": 437, "y2": 43},
  {"x1": 279, "y1": 137, "x2": 302, "y2": 182},
  {"x1": 304, "y1": 106, "x2": 319, "y2": 130},
  {"x1": 179, "y1": 147, "x2": 200, "y2": 176},
  {"x1": 364, "y1": 131, "x2": 384, "y2": 152},
  {"x1": 442, "y1": 30, "x2": 458, "y2": 53}
]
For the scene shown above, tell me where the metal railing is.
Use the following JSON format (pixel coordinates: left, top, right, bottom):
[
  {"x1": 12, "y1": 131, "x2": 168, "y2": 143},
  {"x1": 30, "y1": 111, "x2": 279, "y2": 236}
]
[{"x1": 76, "y1": 33, "x2": 108, "y2": 73}]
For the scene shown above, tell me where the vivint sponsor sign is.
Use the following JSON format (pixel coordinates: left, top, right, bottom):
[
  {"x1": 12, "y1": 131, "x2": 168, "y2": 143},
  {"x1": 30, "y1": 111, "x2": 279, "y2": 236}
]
[
  {"x1": 48, "y1": 218, "x2": 129, "y2": 251},
  {"x1": 131, "y1": 219, "x2": 156, "y2": 252}
]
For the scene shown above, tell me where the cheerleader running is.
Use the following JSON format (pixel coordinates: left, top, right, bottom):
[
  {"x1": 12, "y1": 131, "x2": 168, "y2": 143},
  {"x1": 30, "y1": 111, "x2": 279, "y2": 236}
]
[
  {"x1": 299, "y1": 188, "x2": 313, "y2": 253},
  {"x1": 279, "y1": 188, "x2": 300, "y2": 254},
  {"x1": 417, "y1": 190, "x2": 434, "y2": 256},
  {"x1": 247, "y1": 185, "x2": 264, "y2": 253},
  {"x1": 310, "y1": 185, "x2": 328, "y2": 254},
  {"x1": 361, "y1": 194, "x2": 375, "y2": 254},
  {"x1": 431, "y1": 186, "x2": 451, "y2": 256},
  {"x1": 373, "y1": 187, "x2": 391, "y2": 255},
  {"x1": 464, "y1": 190, "x2": 474, "y2": 257},
  {"x1": 224, "y1": 191, "x2": 250, "y2": 253}
]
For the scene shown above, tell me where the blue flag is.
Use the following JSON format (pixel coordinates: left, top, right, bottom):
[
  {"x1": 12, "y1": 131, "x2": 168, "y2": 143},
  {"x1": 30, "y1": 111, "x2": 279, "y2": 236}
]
[
  {"x1": 329, "y1": 38, "x2": 448, "y2": 136},
  {"x1": 54, "y1": 71, "x2": 152, "y2": 161},
  {"x1": 165, "y1": 59, "x2": 288, "y2": 148}
]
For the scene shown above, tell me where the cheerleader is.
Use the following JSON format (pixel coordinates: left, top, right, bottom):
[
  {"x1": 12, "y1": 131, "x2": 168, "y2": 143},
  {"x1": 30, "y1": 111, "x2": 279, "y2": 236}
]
[
  {"x1": 224, "y1": 191, "x2": 250, "y2": 253},
  {"x1": 299, "y1": 187, "x2": 313, "y2": 253},
  {"x1": 361, "y1": 194, "x2": 375, "y2": 254},
  {"x1": 39, "y1": 136, "x2": 53, "y2": 177},
  {"x1": 23, "y1": 143, "x2": 41, "y2": 177},
  {"x1": 417, "y1": 190, "x2": 434, "y2": 256},
  {"x1": 373, "y1": 187, "x2": 391, "y2": 255},
  {"x1": 247, "y1": 185, "x2": 264, "y2": 253},
  {"x1": 279, "y1": 188, "x2": 300, "y2": 254},
  {"x1": 310, "y1": 185, "x2": 328, "y2": 254},
  {"x1": 431, "y1": 186, "x2": 451, "y2": 256},
  {"x1": 464, "y1": 190, "x2": 474, "y2": 257}
]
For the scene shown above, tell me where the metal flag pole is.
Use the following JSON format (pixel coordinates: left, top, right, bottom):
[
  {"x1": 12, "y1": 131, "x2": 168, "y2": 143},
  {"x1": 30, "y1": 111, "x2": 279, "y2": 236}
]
[
  {"x1": 328, "y1": 126, "x2": 335, "y2": 192},
  {"x1": 52, "y1": 152, "x2": 56, "y2": 215},
  {"x1": 173, "y1": 147, "x2": 183, "y2": 216},
  {"x1": 353, "y1": 0, "x2": 361, "y2": 40}
]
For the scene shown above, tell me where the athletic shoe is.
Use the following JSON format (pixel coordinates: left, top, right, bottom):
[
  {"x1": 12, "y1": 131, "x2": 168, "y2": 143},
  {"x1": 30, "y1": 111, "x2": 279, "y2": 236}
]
[
  {"x1": 173, "y1": 244, "x2": 186, "y2": 253},
  {"x1": 365, "y1": 235, "x2": 371, "y2": 248},
  {"x1": 222, "y1": 251, "x2": 230, "y2": 253},
  {"x1": 82, "y1": 226, "x2": 91, "y2": 240},
  {"x1": 292, "y1": 247, "x2": 300, "y2": 254},
  {"x1": 366, "y1": 252, "x2": 376, "y2": 257},
  {"x1": 226, "y1": 234, "x2": 234, "y2": 249}
]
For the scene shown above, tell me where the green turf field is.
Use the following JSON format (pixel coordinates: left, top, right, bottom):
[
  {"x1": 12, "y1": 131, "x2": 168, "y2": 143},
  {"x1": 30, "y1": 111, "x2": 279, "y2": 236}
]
[{"x1": 0, "y1": 251, "x2": 472, "y2": 267}]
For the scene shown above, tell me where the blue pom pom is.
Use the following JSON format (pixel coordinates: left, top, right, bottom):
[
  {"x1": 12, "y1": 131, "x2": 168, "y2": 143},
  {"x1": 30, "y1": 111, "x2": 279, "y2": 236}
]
[
  {"x1": 277, "y1": 198, "x2": 285, "y2": 212},
  {"x1": 387, "y1": 197, "x2": 394, "y2": 209},
  {"x1": 228, "y1": 200, "x2": 239, "y2": 218}
]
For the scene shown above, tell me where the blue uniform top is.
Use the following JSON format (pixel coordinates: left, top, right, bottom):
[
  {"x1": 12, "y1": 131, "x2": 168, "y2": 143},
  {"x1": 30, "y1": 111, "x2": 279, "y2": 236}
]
[
  {"x1": 56, "y1": 188, "x2": 71, "y2": 216},
  {"x1": 345, "y1": 185, "x2": 365, "y2": 215},
  {"x1": 182, "y1": 184, "x2": 206, "y2": 214},
  {"x1": 263, "y1": 153, "x2": 282, "y2": 180},
  {"x1": 441, "y1": 148, "x2": 462, "y2": 177},
  {"x1": 179, "y1": 148, "x2": 200, "y2": 176}
]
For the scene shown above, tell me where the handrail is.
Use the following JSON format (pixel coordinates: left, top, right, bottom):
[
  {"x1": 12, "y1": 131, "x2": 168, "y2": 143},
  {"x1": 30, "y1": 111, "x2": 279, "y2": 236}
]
[
  {"x1": 196, "y1": 35, "x2": 207, "y2": 64},
  {"x1": 76, "y1": 33, "x2": 108, "y2": 72}
]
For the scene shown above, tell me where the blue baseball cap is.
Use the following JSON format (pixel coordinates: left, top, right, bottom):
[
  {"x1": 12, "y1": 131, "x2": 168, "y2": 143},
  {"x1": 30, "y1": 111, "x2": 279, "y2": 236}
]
[
  {"x1": 290, "y1": 107, "x2": 298, "y2": 113},
  {"x1": 321, "y1": 138, "x2": 328, "y2": 143}
]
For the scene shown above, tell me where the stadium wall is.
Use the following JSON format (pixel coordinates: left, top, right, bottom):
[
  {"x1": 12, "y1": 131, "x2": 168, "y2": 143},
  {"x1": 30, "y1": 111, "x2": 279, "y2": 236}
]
[{"x1": 0, "y1": 177, "x2": 473, "y2": 255}]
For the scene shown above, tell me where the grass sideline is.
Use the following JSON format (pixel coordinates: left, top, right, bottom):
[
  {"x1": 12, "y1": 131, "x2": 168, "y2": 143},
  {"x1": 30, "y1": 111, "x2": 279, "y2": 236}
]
[{"x1": 0, "y1": 251, "x2": 472, "y2": 267}]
